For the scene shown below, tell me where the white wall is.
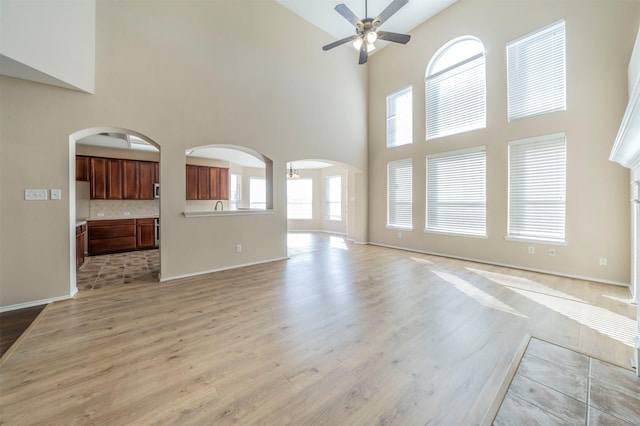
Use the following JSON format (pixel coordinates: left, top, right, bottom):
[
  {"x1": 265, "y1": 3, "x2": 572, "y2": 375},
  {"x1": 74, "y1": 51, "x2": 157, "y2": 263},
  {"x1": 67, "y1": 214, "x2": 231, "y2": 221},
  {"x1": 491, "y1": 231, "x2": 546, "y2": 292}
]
[
  {"x1": 367, "y1": 0, "x2": 639, "y2": 285},
  {"x1": 0, "y1": 0, "x2": 368, "y2": 309},
  {"x1": 0, "y1": 0, "x2": 95, "y2": 93}
]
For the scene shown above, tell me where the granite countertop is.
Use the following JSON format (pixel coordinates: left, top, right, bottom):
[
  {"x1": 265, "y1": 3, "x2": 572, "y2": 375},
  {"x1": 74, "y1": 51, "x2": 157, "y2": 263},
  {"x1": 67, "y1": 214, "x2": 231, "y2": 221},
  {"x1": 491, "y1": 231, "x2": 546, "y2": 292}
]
[
  {"x1": 75, "y1": 220, "x2": 87, "y2": 227},
  {"x1": 82, "y1": 215, "x2": 159, "y2": 222}
]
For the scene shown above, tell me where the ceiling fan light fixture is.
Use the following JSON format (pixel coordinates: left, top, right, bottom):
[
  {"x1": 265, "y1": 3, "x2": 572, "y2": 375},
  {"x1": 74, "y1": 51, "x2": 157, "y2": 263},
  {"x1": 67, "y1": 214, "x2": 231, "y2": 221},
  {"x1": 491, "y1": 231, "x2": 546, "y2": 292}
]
[
  {"x1": 352, "y1": 37, "x2": 376, "y2": 52},
  {"x1": 366, "y1": 30, "x2": 378, "y2": 44}
]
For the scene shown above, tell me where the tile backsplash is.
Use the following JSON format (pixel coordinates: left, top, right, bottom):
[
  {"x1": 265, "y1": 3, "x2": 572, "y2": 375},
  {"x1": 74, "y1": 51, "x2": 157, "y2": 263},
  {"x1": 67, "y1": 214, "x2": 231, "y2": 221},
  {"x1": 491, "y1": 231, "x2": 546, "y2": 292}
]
[{"x1": 90, "y1": 200, "x2": 159, "y2": 218}]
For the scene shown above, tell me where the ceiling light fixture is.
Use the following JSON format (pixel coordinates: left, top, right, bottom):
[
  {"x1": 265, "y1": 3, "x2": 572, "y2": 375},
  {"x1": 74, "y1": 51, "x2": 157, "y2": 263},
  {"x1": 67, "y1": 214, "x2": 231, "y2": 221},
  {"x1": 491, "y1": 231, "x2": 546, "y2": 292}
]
[{"x1": 287, "y1": 163, "x2": 300, "y2": 179}]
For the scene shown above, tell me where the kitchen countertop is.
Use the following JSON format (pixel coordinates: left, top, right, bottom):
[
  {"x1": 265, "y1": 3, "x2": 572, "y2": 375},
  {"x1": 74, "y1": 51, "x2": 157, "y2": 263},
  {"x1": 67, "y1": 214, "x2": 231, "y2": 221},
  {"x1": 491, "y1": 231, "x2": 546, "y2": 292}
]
[
  {"x1": 76, "y1": 220, "x2": 87, "y2": 227},
  {"x1": 81, "y1": 215, "x2": 159, "y2": 222}
]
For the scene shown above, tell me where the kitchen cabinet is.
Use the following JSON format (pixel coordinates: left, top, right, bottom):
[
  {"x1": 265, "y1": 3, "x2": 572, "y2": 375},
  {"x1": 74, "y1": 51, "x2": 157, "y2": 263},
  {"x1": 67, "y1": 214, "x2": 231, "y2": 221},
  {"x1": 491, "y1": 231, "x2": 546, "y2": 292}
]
[
  {"x1": 186, "y1": 165, "x2": 229, "y2": 201},
  {"x1": 90, "y1": 157, "x2": 108, "y2": 199},
  {"x1": 76, "y1": 156, "x2": 90, "y2": 181},
  {"x1": 107, "y1": 159, "x2": 123, "y2": 199},
  {"x1": 76, "y1": 223, "x2": 86, "y2": 269},
  {"x1": 86, "y1": 156, "x2": 158, "y2": 200},
  {"x1": 139, "y1": 161, "x2": 156, "y2": 200},
  {"x1": 88, "y1": 218, "x2": 158, "y2": 255},
  {"x1": 122, "y1": 160, "x2": 139, "y2": 199},
  {"x1": 136, "y1": 218, "x2": 156, "y2": 249},
  {"x1": 88, "y1": 219, "x2": 136, "y2": 255}
]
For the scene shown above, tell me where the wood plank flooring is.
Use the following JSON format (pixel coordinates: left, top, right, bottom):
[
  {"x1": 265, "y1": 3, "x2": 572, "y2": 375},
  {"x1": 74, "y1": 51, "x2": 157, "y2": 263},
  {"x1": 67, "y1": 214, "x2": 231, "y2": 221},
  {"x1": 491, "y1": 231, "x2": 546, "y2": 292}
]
[
  {"x1": 0, "y1": 305, "x2": 45, "y2": 358},
  {"x1": 0, "y1": 232, "x2": 636, "y2": 425}
]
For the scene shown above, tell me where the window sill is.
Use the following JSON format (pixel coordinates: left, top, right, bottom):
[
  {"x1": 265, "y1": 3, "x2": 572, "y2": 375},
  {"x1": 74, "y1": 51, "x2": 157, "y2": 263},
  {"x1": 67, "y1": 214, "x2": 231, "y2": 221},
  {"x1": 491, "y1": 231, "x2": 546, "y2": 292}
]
[
  {"x1": 504, "y1": 235, "x2": 567, "y2": 246},
  {"x1": 386, "y1": 225, "x2": 413, "y2": 231},
  {"x1": 183, "y1": 209, "x2": 273, "y2": 218},
  {"x1": 424, "y1": 229, "x2": 487, "y2": 239}
]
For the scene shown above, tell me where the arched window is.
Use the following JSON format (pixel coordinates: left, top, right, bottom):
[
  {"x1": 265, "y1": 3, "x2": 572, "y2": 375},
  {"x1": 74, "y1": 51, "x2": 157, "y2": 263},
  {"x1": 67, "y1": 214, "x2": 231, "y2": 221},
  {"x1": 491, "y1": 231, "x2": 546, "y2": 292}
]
[{"x1": 425, "y1": 37, "x2": 486, "y2": 140}]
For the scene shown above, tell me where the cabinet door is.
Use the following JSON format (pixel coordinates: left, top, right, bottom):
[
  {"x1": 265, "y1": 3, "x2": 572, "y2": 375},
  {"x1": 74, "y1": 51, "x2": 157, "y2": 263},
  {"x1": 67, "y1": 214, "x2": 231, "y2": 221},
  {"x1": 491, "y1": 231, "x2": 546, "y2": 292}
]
[
  {"x1": 136, "y1": 218, "x2": 156, "y2": 249},
  {"x1": 219, "y1": 168, "x2": 229, "y2": 200},
  {"x1": 76, "y1": 156, "x2": 90, "y2": 181},
  {"x1": 139, "y1": 161, "x2": 155, "y2": 200},
  {"x1": 90, "y1": 157, "x2": 107, "y2": 199},
  {"x1": 107, "y1": 159, "x2": 123, "y2": 199},
  {"x1": 186, "y1": 165, "x2": 198, "y2": 200},
  {"x1": 210, "y1": 167, "x2": 221, "y2": 200},
  {"x1": 122, "y1": 160, "x2": 140, "y2": 199},
  {"x1": 197, "y1": 166, "x2": 210, "y2": 200},
  {"x1": 154, "y1": 162, "x2": 159, "y2": 183}
]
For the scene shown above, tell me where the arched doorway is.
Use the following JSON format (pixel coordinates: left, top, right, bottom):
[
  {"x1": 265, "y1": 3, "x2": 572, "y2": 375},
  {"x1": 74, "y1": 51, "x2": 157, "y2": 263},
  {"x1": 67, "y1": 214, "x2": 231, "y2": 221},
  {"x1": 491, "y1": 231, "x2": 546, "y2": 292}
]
[{"x1": 68, "y1": 127, "x2": 161, "y2": 296}]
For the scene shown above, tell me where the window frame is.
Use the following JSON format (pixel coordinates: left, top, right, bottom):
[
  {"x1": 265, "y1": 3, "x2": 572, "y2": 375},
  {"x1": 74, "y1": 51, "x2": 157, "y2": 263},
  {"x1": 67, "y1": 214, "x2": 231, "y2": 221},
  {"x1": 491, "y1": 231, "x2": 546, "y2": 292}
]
[
  {"x1": 287, "y1": 177, "x2": 313, "y2": 220},
  {"x1": 249, "y1": 176, "x2": 266, "y2": 210},
  {"x1": 506, "y1": 19, "x2": 566, "y2": 121},
  {"x1": 386, "y1": 86, "x2": 413, "y2": 149},
  {"x1": 425, "y1": 146, "x2": 487, "y2": 238},
  {"x1": 325, "y1": 175, "x2": 342, "y2": 221},
  {"x1": 387, "y1": 158, "x2": 413, "y2": 230},
  {"x1": 507, "y1": 132, "x2": 567, "y2": 244},
  {"x1": 425, "y1": 36, "x2": 486, "y2": 140}
]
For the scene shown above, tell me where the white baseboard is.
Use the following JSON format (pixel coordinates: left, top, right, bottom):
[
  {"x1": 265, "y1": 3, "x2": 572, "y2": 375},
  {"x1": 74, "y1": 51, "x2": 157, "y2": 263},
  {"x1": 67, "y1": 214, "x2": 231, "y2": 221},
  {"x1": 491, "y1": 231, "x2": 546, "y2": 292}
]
[
  {"x1": 0, "y1": 294, "x2": 73, "y2": 313},
  {"x1": 159, "y1": 256, "x2": 288, "y2": 283},
  {"x1": 370, "y1": 242, "x2": 631, "y2": 288}
]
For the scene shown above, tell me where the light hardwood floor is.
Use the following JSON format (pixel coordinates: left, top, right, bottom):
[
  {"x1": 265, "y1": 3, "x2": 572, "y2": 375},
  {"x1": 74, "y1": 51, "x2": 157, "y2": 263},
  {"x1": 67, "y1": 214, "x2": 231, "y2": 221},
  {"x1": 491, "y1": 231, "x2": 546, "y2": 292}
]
[{"x1": 0, "y1": 233, "x2": 636, "y2": 424}]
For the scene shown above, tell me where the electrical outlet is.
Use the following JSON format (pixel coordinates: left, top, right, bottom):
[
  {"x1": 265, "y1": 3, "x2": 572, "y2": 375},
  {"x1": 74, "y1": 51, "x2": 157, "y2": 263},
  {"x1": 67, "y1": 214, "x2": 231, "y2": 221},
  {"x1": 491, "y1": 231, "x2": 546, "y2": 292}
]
[
  {"x1": 25, "y1": 189, "x2": 48, "y2": 200},
  {"x1": 599, "y1": 257, "x2": 607, "y2": 266},
  {"x1": 51, "y1": 189, "x2": 61, "y2": 200},
  {"x1": 548, "y1": 248, "x2": 556, "y2": 256},
  {"x1": 528, "y1": 246, "x2": 535, "y2": 255},
  {"x1": 97, "y1": 212, "x2": 105, "y2": 217},
  {"x1": 236, "y1": 244, "x2": 242, "y2": 253},
  {"x1": 123, "y1": 211, "x2": 131, "y2": 216}
]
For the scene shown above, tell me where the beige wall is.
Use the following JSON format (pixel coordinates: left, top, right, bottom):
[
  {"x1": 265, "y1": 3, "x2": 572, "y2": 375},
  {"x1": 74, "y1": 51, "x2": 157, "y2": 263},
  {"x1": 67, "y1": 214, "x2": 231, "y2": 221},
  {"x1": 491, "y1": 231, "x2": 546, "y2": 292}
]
[
  {"x1": 367, "y1": 0, "x2": 639, "y2": 284},
  {"x1": 0, "y1": 0, "x2": 368, "y2": 308}
]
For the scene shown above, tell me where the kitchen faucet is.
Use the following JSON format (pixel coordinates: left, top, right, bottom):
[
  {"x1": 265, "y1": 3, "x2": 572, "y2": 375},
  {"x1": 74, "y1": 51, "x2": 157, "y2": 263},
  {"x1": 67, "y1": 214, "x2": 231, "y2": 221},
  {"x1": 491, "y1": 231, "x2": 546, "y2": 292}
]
[{"x1": 214, "y1": 201, "x2": 224, "y2": 211}]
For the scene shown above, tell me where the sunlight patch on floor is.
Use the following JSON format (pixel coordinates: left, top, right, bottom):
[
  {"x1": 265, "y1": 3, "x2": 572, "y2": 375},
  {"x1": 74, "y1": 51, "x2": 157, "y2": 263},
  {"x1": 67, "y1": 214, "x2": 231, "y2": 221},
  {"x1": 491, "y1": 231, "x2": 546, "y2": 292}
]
[
  {"x1": 329, "y1": 236, "x2": 348, "y2": 250},
  {"x1": 431, "y1": 270, "x2": 527, "y2": 318}
]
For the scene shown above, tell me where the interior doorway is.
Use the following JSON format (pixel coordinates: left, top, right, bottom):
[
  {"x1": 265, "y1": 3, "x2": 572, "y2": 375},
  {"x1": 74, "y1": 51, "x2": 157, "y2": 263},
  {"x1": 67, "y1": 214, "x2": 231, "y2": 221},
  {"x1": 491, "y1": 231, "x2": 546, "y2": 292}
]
[{"x1": 68, "y1": 127, "x2": 161, "y2": 296}]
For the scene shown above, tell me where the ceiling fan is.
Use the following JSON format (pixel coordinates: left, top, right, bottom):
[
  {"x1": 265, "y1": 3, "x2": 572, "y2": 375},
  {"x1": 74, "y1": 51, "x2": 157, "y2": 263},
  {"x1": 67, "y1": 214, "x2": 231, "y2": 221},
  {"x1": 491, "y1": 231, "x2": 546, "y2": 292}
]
[{"x1": 322, "y1": 0, "x2": 411, "y2": 65}]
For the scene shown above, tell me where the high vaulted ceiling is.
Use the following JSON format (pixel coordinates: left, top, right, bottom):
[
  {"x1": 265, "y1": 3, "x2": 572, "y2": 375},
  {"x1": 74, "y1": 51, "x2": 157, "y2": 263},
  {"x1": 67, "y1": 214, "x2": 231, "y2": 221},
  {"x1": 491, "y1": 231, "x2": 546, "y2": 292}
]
[{"x1": 275, "y1": 0, "x2": 457, "y2": 50}]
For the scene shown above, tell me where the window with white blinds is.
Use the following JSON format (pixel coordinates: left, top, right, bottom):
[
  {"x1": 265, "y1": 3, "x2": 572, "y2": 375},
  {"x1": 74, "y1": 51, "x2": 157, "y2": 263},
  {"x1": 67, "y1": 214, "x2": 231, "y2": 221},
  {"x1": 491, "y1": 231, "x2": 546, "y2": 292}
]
[
  {"x1": 287, "y1": 178, "x2": 312, "y2": 219},
  {"x1": 508, "y1": 133, "x2": 566, "y2": 242},
  {"x1": 507, "y1": 20, "x2": 566, "y2": 121},
  {"x1": 249, "y1": 177, "x2": 266, "y2": 210},
  {"x1": 426, "y1": 37, "x2": 486, "y2": 140},
  {"x1": 426, "y1": 147, "x2": 486, "y2": 236},
  {"x1": 387, "y1": 159, "x2": 413, "y2": 229},
  {"x1": 325, "y1": 176, "x2": 342, "y2": 221},
  {"x1": 387, "y1": 86, "x2": 413, "y2": 148}
]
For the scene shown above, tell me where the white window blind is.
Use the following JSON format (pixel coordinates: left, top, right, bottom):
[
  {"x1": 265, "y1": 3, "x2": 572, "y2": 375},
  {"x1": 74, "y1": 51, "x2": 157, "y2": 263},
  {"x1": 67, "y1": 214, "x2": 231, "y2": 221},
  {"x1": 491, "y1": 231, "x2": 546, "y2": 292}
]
[
  {"x1": 287, "y1": 178, "x2": 313, "y2": 219},
  {"x1": 508, "y1": 133, "x2": 566, "y2": 242},
  {"x1": 387, "y1": 159, "x2": 413, "y2": 229},
  {"x1": 249, "y1": 177, "x2": 265, "y2": 210},
  {"x1": 507, "y1": 20, "x2": 566, "y2": 121},
  {"x1": 426, "y1": 38, "x2": 486, "y2": 140},
  {"x1": 387, "y1": 86, "x2": 413, "y2": 148},
  {"x1": 325, "y1": 176, "x2": 342, "y2": 221},
  {"x1": 230, "y1": 173, "x2": 241, "y2": 210},
  {"x1": 426, "y1": 147, "x2": 486, "y2": 236}
]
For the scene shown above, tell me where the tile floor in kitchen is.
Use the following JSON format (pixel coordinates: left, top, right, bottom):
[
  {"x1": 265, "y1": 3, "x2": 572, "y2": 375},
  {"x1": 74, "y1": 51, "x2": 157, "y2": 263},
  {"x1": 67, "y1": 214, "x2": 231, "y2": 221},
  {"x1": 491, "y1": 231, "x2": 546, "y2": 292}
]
[
  {"x1": 77, "y1": 249, "x2": 159, "y2": 290},
  {"x1": 494, "y1": 337, "x2": 640, "y2": 425}
]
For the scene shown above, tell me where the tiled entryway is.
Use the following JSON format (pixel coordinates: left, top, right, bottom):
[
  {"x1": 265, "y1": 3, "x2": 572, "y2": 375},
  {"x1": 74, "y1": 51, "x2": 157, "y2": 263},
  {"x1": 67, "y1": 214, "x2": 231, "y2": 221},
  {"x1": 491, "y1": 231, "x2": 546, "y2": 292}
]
[
  {"x1": 494, "y1": 338, "x2": 640, "y2": 425},
  {"x1": 77, "y1": 249, "x2": 159, "y2": 290}
]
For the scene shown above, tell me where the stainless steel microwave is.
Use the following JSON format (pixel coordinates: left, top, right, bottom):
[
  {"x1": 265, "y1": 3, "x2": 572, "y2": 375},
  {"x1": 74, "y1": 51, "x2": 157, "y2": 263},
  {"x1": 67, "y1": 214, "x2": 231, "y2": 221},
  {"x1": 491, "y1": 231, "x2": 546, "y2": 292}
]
[{"x1": 154, "y1": 183, "x2": 160, "y2": 199}]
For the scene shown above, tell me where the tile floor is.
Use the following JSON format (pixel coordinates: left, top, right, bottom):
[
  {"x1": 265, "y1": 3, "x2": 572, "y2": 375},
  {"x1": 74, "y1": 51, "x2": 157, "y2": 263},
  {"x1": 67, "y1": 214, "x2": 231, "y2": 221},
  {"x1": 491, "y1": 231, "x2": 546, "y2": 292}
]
[
  {"x1": 494, "y1": 338, "x2": 640, "y2": 425},
  {"x1": 77, "y1": 249, "x2": 159, "y2": 290}
]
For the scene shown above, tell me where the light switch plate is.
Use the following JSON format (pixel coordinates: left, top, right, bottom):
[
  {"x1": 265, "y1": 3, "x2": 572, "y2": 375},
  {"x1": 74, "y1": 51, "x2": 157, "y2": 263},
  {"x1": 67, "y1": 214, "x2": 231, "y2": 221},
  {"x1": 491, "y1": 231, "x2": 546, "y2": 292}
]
[
  {"x1": 25, "y1": 189, "x2": 48, "y2": 200},
  {"x1": 51, "y1": 189, "x2": 61, "y2": 200}
]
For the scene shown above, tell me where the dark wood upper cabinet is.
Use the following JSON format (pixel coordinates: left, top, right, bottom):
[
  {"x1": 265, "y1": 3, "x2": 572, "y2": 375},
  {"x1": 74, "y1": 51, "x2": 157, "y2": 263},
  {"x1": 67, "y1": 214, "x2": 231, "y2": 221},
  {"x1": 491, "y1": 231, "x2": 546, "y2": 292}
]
[
  {"x1": 210, "y1": 167, "x2": 221, "y2": 200},
  {"x1": 219, "y1": 168, "x2": 229, "y2": 200},
  {"x1": 139, "y1": 161, "x2": 156, "y2": 200},
  {"x1": 107, "y1": 159, "x2": 123, "y2": 200},
  {"x1": 197, "y1": 166, "x2": 210, "y2": 200},
  {"x1": 90, "y1": 157, "x2": 108, "y2": 199},
  {"x1": 154, "y1": 162, "x2": 160, "y2": 183},
  {"x1": 76, "y1": 156, "x2": 90, "y2": 181},
  {"x1": 122, "y1": 160, "x2": 139, "y2": 199},
  {"x1": 186, "y1": 165, "x2": 198, "y2": 200}
]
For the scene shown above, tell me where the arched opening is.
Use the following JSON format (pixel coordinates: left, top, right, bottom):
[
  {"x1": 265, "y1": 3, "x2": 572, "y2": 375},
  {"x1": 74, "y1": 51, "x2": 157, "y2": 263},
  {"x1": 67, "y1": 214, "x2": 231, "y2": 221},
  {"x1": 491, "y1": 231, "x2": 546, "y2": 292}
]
[
  {"x1": 184, "y1": 144, "x2": 273, "y2": 213},
  {"x1": 285, "y1": 159, "x2": 364, "y2": 257},
  {"x1": 68, "y1": 127, "x2": 161, "y2": 296}
]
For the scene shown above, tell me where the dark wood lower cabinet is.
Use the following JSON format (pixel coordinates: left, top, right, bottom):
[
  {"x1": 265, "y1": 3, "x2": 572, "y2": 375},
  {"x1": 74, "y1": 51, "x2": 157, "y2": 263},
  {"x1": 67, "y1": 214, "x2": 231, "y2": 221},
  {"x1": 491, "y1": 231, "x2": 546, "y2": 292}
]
[
  {"x1": 76, "y1": 223, "x2": 86, "y2": 269},
  {"x1": 88, "y1": 218, "x2": 158, "y2": 256}
]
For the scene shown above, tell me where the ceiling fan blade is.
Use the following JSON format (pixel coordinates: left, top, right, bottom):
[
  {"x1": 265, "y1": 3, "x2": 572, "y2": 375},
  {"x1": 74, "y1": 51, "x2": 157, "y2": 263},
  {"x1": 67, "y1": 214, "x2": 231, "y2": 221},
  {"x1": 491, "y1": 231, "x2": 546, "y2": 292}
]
[
  {"x1": 376, "y1": 31, "x2": 411, "y2": 44},
  {"x1": 374, "y1": 0, "x2": 409, "y2": 26},
  {"x1": 322, "y1": 35, "x2": 359, "y2": 51},
  {"x1": 335, "y1": 4, "x2": 362, "y2": 27},
  {"x1": 359, "y1": 42, "x2": 368, "y2": 65}
]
